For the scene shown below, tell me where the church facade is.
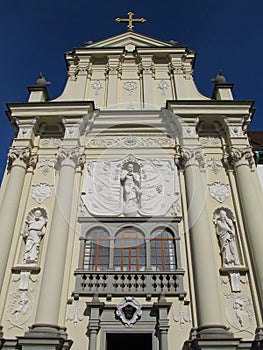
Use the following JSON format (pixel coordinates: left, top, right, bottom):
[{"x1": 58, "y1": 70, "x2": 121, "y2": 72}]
[{"x1": 0, "y1": 30, "x2": 263, "y2": 350}]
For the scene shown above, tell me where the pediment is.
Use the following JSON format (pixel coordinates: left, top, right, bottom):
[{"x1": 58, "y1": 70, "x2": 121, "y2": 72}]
[{"x1": 86, "y1": 31, "x2": 174, "y2": 49}]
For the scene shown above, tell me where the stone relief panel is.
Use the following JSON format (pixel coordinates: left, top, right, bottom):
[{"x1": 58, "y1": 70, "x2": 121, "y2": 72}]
[
  {"x1": 81, "y1": 155, "x2": 180, "y2": 217},
  {"x1": 208, "y1": 182, "x2": 229, "y2": 203},
  {"x1": 123, "y1": 81, "x2": 137, "y2": 95},
  {"x1": 6, "y1": 290, "x2": 35, "y2": 330},
  {"x1": 66, "y1": 299, "x2": 85, "y2": 326},
  {"x1": 199, "y1": 136, "x2": 221, "y2": 146},
  {"x1": 213, "y1": 208, "x2": 241, "y2": 268},
  {"x1": 32, "y1": 183, "x2": 52, "y2": 204},
  {"x1": 172, "y1": 301, "x2": 192, "y2": 328},
  {"x1": 207, "y1": 157, "x2": 224, "y2": 175},
  {"x1": 91, "y1": 80, "x2": 103, "y2": 95},
  {"x1": 86, "y1": 134, "x2": 174, "y2": 149},
  {"x1": 22, "y1": 208, "x2": 48, "y2": 264},
  {"x1": 224, "y1": 293, "x2": 254, "y2": 335},
  {"x1": 158, "y1": 80, "x2": 169, "y2": 95},
  {"x1": 38, "y1": 159, "x2": 55, "y2": 176},
  {"x1": 40, "y1": 138, "x2": 62, "y2": 147}
]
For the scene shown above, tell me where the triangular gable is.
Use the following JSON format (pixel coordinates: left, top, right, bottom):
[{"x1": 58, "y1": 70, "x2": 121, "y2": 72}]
[{"x1": 86, "y1": 31, "x2": 174, "y2": 49}]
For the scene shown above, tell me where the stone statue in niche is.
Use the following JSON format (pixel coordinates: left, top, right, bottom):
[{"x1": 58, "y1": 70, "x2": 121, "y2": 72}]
[
  {"x1": 213, "y1": 209, "x2": 240, "y2": 267},
  {"x1": 23, "y1": 208, "x2": 48, "y2": 264},
  {"x1": 120, "y1": 162, "x2": 142, "y2": 216}
]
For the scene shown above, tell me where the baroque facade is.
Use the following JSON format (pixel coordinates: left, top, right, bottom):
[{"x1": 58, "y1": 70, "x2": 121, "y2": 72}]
[{"x1": 0, "y1": 30, "x2": 263, "y2": 350}]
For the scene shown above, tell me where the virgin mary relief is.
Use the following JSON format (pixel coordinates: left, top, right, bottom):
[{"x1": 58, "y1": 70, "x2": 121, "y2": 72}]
[{"x1": 81, "y1": 156, "x2": 180, "y2": 217}]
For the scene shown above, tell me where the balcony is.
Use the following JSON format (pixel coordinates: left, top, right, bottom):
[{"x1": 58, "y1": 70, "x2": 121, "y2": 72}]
[{"x1": 74, "y1": 269, "x2": 186, "y2": 298}]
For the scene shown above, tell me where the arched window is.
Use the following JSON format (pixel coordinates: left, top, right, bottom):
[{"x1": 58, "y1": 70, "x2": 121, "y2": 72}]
[
  {"x1": 151, "y1": 228, "x2": 177, "y2": 271},
  {"x1": 83, "y1": 227, "x2": 110, "y2": 271},
  {"x1": 114, "y1": 227, "x2": 146, "y2": 271}
]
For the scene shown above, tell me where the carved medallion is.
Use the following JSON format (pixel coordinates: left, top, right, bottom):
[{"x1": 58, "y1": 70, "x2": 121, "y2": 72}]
[
  {"x1": 116, "y1": 297, "x2": 142, "y2": 327},
  {"x1": 208, "y1": 182, "x2": 229, "y2": 203},
  {"x1": 32, "y1": 183, "x2": 52, "y2": 204}
]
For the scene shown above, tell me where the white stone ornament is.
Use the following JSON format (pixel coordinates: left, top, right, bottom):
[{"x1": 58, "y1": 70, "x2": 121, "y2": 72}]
[
  {"x1": 91, "y1": 80, "x2": 103, "y2": 95},
  {"x1": 209, "y1": 182, "x2": 229, "y2": 203},
  {"x1": 123, "y1": 80, "x2": 137, "y2": 95},
  {"x1": 213, "y1": 209, "x2": 241, "y2": 267},
  {"x1": 32, "y1": 183, "x2": 52, "y2": 204},
  {"x1": 116, "y1": 297, "x2": 142, "y2": 327},
  {"x1": 172, "y1": 301, "x2": 191, "y2": 328},
  {"x1": 224, "y1": 293, "x2": 254, "y2": 333},
  {"x1": 207, "y1": 157, "x2": 223, "y2": 175},
  {"x1": 7, "y1": 290, "x2": 35, "y2": 330},
  {"x1": 22, "y1": 208, "x2": 48, "y2": 264},
  {"x1": 158, "y1": 80, "x2": 169, "y2": 95},
  {"x1": 81, "y1": 155, "x2": 180, "y2": 217},
  {"x1": 38, "y1": 159, "x2": 55, "y2": 175},
  {"x1": 66, "y1": 299, "x2": 85, "y2": 326}
]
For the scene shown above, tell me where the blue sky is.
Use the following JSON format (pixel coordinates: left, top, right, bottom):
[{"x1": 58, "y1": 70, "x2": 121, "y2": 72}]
[{"x1": 0, "y1": 0, "x2": 262, "y2": 179}]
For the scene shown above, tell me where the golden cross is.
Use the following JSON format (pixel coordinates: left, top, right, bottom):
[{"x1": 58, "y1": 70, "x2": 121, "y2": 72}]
[{"x1": 115, "y1": 11, "x2": 146, "y2": 31}]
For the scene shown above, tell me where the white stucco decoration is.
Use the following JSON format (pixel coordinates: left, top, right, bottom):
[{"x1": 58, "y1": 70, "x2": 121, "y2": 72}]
[
  {"x1": 224, "y1": 293, "x2": 254, "y2": 333},
  {"x1": 32, "y1": 183, "x2": 52, "y2": 204},
  {"x1": 209, "y1": 182, "x2": 229, "y2": 203},
  {"x1": 7, "y1": 290, "x2": 35, "y2": 330},
  {"x1": 116, "y1": 297, "x2": 142, "y2": 327},
  {"x1": 23, "y1": 208, "x2": 48, "y2": 264},
  {"x1": 81, "y1": 155, "x2": 180, "y2": 217},
  {"x1": 213, "y1": 209, "x2": 241, "y2": 267}
]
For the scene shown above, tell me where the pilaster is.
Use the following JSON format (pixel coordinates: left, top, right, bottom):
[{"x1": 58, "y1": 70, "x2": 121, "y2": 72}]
[{"x1": 86, "y1": 295, "x2": 105, "y2": 350}]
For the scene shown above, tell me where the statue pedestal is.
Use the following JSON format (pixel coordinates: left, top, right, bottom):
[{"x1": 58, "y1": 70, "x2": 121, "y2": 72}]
[{"x1": 17, "y1": 324, "x2": 72, "y2": 350}]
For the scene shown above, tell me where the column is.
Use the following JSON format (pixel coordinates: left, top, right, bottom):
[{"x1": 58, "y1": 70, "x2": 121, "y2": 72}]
[
  {"x1": 0, "y1": 148, "x2": 32, "y2": 290},
  {"x1": 35, "y1": 147, "x2": 79, "y2": 326},
  {"x1": 229, "y1": 147, "x2": 263, "y2": 333},
  {"x1": 180, "y1": 147, "x2": 231, "y2": 337}
]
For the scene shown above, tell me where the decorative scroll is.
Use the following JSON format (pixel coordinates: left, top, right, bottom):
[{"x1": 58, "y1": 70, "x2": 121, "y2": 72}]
[{"x1": 81, "y1": 155, "x2": 180, "y2": 217}]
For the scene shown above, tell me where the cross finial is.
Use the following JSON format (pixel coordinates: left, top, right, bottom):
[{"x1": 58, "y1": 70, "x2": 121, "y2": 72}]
[{"x1": 115, "y1": 11, "x2": 146, "y2": 31}]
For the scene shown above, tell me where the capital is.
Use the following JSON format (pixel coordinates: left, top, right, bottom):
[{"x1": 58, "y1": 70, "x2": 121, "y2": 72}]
[
  {"x1": 225, "y1": 147, "x2": 255, "y2": 169},
  {"x1": 55, "y1": 147, "x2": 80, "y2": 170},
  {"x1": 178, "y1": 147, "x2": 205, "y2": 169},
  {"x1": 7, "y1": 148, "x2": 32, "y2": 171}
]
